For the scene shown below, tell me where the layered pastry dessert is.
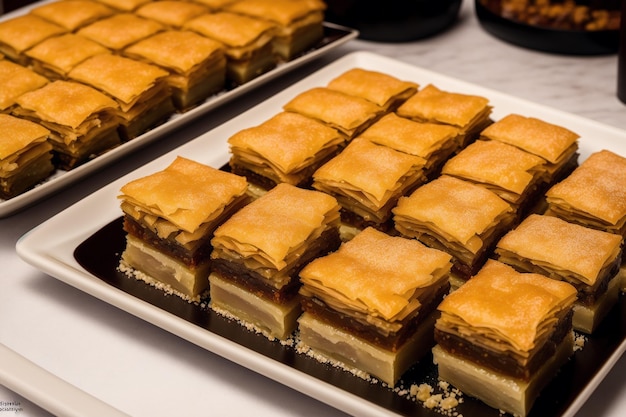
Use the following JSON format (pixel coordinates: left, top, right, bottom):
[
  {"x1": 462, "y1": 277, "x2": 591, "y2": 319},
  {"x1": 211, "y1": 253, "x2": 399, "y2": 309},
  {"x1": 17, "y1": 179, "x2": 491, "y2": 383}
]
[
  {"x1": 77, "y1": 13, "x2": 165, "y2": 52},
  {"x1": 24, "y1": 34, "x2": 111, "y2": 80},
  {"x1": 188, "y1": 0, "x2": 242, "y2": 9},
  {"x1": 0, "y1": 14, "x2": 67, "y2": 64},
  {"x1": 298, "y1": 226, "x2": 453, "y2": 385},
  {"x1": 135, "y1": 1, "x2": 209, "y2": 29},
  {"x1": 396, "y1": 84, "x2": 493, "y2": 147},
  {"x1": 441, "y1": 139, "x2": 547, "y2": 217},
  {"x1": 357, "y1": 113, "x2": 462, "y2": 179},
  {"x1": 480, "y1": 113, "x2": 580, "y2": 187},
  {"x1": 226, "y1": 0, "x2": 326, "y2": 60},
  {"x1": 393, "y1": 175, "x2": 516, "y2": 288},
  {"x1": 123, "y1": 30, "x2": 226, "y2": 112},
  {"x1": 13, "y1": 80, "x2": 120, "y2": 170},
  {"x1": 283, "y1": 87, "x2": 385, "y2": 140},
  {"x1": 209, "y1": 183, "x2": 341, "y2": 339},
  {"x1": 0, "y1": 60, "x2": 49, "y2": 114},
  {"x1": 495, "y1": 214, "x2": 623, "y2": 334},
  {"x1": 29, "y1": 0, "x2": 116, "y2": 31},
  {"x1": 0, "y1": 114, "x2": 54, "y2": 199},
  {"x1": 118, "y1": 156, "x2": 249, "y2": 300},
  {"x1": 68, "y1": 53, "x2": 174, "y2": 141},
  {"x1": 326, "y1": 68, "x2": 418, "y2": 112},
  {"x1": 92, "y1": 0, "x2": 150, "y2": 11},
  {"x1": 312, "y1": 137, "x2": 426, "y2": 240},
  {"x1": 227, "y1": 111, "x2": 344, "y2": 194},
  {"x1": 432, "y1": 259, "x2": 577, "y2": 417},
  {"x1": 184, "y1": 11, "x2": 278, "y2": 85}
]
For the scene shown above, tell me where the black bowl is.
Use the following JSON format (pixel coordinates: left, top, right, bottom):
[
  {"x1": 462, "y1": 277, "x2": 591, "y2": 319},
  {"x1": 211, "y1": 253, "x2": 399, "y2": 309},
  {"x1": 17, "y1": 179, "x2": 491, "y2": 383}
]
[
  {"x1": 475, "y1": 0, "x2": 620, "y2": 55},
  {"x1": 324, "y1": 0, "x2": 463, "y2": 42}
]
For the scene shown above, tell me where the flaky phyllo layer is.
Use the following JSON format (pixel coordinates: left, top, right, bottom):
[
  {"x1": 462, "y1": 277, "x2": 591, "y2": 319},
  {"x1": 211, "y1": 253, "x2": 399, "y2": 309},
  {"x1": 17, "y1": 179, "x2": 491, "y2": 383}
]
[{"x1": 299, "y1": 227, "x2": 452, "y2": 338}]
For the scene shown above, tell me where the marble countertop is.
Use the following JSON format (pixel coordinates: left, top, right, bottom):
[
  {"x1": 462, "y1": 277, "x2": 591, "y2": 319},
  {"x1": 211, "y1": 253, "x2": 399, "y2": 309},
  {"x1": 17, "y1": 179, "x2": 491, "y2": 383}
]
[{"x1": 1, "y1": 1, "x2": 626, "y2": 417}]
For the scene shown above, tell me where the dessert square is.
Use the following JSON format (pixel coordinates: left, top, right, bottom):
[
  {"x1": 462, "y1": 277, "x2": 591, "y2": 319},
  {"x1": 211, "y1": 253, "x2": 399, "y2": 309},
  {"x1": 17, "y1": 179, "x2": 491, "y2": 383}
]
[
  {"x1": 227, "y1": 111, "x2": 344, "y2": 194},
  {"x1": 135, "y1": 1, "x2": 210, "y2": 28},
  {"x1": 0, "y1": 60, "x2": 49, "y2": 113},
  {"x1": 326, "y1": 68, "x2": 418, "y2": 111},
  {"x1": 209, "y1": 183, "x2": 342, "y2": 339},
  {"x1": 357, "y1": 112, "x2": 462, "y2": 179},
  {"x1": 92, "y1": 0, "x2": 151, "y2": 11},
  {"x1": 68, "y1": 53, "x2": 174, "y2": 141},
  {"x1": 433, "y1": 259, "x2": 577, "y2": 417},
  {"x1": 119, "y1": 156, "x2": 249, "y2": 301},
  {"x1": 283, "y1": 87, "x2": 385, "y2": 140},
  {"x1": 480, "y1": 113, "x2": 580, "y2": 184},
  {"x1": 184, "y1": 11, "x2": 278, "y2": 85},
  {"x1": 77, "y1": 13, "x2": 165, "y2": 51},
  {"x1": 312, "y1": 137, "x2": 426, "y2": 239},
  {"x1": 123, "y1": 30, "x2": 226, "y2": 112},
  {"x1": 0, "y1": 14, "x2": 67, "y2": 64},
  {"x1": 393, "y1": 175, "x2": 515, "y2": 287},
  {"x1": 0, "y1": 114, "x2": 54, "y2": 199},
  {"x1": 226, "y1": 0, "x2": 326, "y2": 60},
  {"x1": 396, "y1": 84, "x2": 493, "y2": 147},
  {"x1": 298, "y1": 227, "x2": 452, "y2": 385},
  {"x1": 186, "y1": 0, "x2": 242, "y2": 9},
  {"x1": 495, "y1": 214, "x2": 623, "y2": 334},
  {"x1": 13, "y1": 80, "x2": 121, "y2": 170},
  {"x1": 30, "y1": 0, "x2": 116, "y2": 31},
  {"x1": 24, "y1": 33, "x2": 111, "y2": 80},
  {"x1": 441, "y1": 139, "x2": 548, "y2": 216}
]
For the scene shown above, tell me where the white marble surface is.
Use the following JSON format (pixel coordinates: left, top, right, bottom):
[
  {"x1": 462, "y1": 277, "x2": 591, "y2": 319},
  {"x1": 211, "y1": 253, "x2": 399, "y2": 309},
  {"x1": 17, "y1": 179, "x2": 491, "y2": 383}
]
[{"x1": 2, "y1": 1, "x2": 626, "y2": 416}]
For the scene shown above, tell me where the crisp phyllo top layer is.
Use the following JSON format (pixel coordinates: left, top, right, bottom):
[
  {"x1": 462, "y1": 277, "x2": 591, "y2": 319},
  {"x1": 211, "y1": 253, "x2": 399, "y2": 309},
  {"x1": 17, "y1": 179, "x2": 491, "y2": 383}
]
[
  {"x1": 0, "y1": 14, "x2": 67, "y2": 53},
  {"x1": 77, "y1": 13, "x2": 164, "y2": 50},
  {"x1": 184, "y1": 12, "x2": 277, "y2": 50},
  {"x1": 0, "y1": 114, "x2": 50, "y2": 160},
  {"x1": 0, "y1": 60, "x2": 49, "y2": 111},
  {"x1": 30, "y1": 0, "x2": 116, "y2": 31},
  {"x1": 300, "y1": 227, "x2": 452, "y2": 321},
  {"x1": 496, "y1": 214, "x2": 623, "y2": 286},
  {"x1": 212, "y1": 183, "x2": 340, "y2": 270},
  {"x1": 15, "y1": 80, "x2": 118, "y2": 129},
  {"x1": 92, "y1": 0, "x2": 150, "y2": 11},
  {"x1": 437, "y1": 259, "x2": 577, "y2": 352},
  {"x1": 25, "y1": 33, "x2": 110, "y2": 75},
  {"x1": 135, "y1": 1, "x2": 209, "y2": 28},
  {"x1": 119, "y1": 156, "x2": 248, "y2": 234},
  {"x1": 326, "y1": 68, "x2": 418, "y2": 109},
  {"x1": 480, "y1": 113, "x2": 579, "y2": 164},
  {"x1": 226, "y1": 0, "x2": 326, "y2": 26}
]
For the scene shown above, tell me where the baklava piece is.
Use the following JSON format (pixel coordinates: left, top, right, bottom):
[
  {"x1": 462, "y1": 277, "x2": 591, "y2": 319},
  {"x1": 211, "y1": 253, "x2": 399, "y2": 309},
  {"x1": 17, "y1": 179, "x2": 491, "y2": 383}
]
[
  {"x1": 283, "y1": 87, "x2": 385, "y2": 140},
  {"x1": 0, "y1": 14, "x2": 67, "y2": 64},
  {"x1": 187, "y1": 0, "x2": 241, "y2": 9},
  {"x1": 13, "y1": 80, "x2": 120, "y2": 170},
  {"x1": 226, "y1": 0, "x2": 326, "y2": 61},
  {"x1": 480, "y1": 113, "x2": 580, "y2": 186},
  {"x1": 184, "y1": 11, "x2": 277, "y2": 85},
  {"x1": 77, "y1": 13, "x2": 164, "y2": 52},
  {"x1": 135, "y1": 1, "x2": 209, "y2": 29},
  {"x1": 298, "y1": 227, "x2": 452, "y2": 385},
  {"x1": 209, "y1": 183, "x2": 341, "y2": 340},
  {"x1": 326, "y1": 68, "x2": 418, "y2": 112},
  {"x1": 92, "y1": 0, "x2": 150, "y2": 11},
  {"x1": 30, "y1": 0, "x2": 116, "y2": 32},
  {"x1": 396, "y1": 84, "x2": 493, "y2": 148},
  {"x1": 124, "y1": 30, "x2": 226, "y2": 112},
  {"x1": 357, "y1": 113, "x2": 462, "y2": 179},
  {"x1": 495, "y1": 214, "x2": 623, "y2": 334},
  {"x1": 433, "y1": 259, "x2": 577, "y2": 417},
  {"x1": 313, "y1": 138, "x2": 426, "y2": 240},
  {"x1": 24, "y1": 34, "x2": 110, "y2": 80},
  {"x1": 68, "y1": 54, "x2": 174, "y2": 141},
  {"x1": 0, "y1": 60, "x2": 49, "y2": 114},
  {"x1": 441, "y1": 139, "x2": 547, "y2": 217},
  {"x1": 227, "y1": 111, "x2": 344, "y2": 195},
  {"x1": 393, "y1": 175, "x2": 515, "y2": 288},
  {"x1": 0, "y1": 114, "x2": 54, "y2": 199},
  {"x1": 119, "y1": 156, "x2": 249, "y2": 301}
]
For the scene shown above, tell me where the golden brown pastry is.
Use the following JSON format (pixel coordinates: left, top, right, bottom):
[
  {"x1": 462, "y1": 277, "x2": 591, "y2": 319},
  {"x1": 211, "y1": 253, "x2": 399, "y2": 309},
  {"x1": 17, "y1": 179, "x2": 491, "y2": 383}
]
[
  {"x1": 92, "y1": 0, "x2": 150, "y2": 11},
  {"x1": 29, "y1": 0, "x2": 116, "y2": 31},
  {"x1": 0, "y1": 60, "x2": 49, "y2": 113},
  {"x1": 0, "y1": 14, "x2": 67, "y2": 64},
  {"x1": 77, "y1": 13, "x2": 165, "y2": 51},
  {"x1": 135, "y1": 1, "x2": 209, "y2": 28}
]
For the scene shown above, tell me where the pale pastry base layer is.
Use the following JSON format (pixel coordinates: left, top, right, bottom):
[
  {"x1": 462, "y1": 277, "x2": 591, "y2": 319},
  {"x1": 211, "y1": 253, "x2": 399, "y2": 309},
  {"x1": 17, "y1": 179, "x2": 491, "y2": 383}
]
[
  {"x1": 273, "y1": 24, "x2": 323, "y2": 61},
  {"x1": 573, "y1": 275, "x2": 620, "y2": 334},
  {"x1": 209, "y1": 272, "x2": 301, "y2": 340},
  {"x1": 432, "y1": 331, "x2": 575, "y2": 417},
  {"x1": 171, "y1": 69, "x2": 226, "y2": 112},
  {"x1": 119, "y1": 95, "x2": 176, "y2": 141},
  {"x1": 121, "y1": 235, "x2": 210, "y2": 299},
  {"x1": 297, "y1": 311, "x2": 437, "y2": 386},
  {"x1": 0, "y1": 152, "x2": 54, "y2": 199},
  {"x1": 227, "y1": 44, "x2": 277, "y2": 85}
]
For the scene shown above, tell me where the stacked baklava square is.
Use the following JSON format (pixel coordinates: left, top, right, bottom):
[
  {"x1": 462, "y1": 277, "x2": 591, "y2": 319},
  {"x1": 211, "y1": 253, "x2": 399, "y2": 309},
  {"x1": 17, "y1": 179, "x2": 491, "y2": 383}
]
[{"x1": 0, "y1": 60, "x2": 49, "y2": 114}]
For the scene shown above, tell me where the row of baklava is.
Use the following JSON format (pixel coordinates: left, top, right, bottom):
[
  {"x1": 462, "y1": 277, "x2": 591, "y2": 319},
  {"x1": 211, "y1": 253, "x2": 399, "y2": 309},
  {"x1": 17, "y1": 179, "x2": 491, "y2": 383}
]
[
  {"x1": 116, "y1": 67, "x2": 626, "y2": 416},
  {"x1": 0, "y1": 0, "x2": 326, "y2": 199}
]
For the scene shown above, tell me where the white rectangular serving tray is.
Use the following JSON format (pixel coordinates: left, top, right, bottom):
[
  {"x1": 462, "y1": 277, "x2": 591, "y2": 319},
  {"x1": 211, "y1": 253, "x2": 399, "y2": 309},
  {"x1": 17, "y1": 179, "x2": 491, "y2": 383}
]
[{"x1": 16, "y1": 51, "x2": 626, "y2": 417}]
